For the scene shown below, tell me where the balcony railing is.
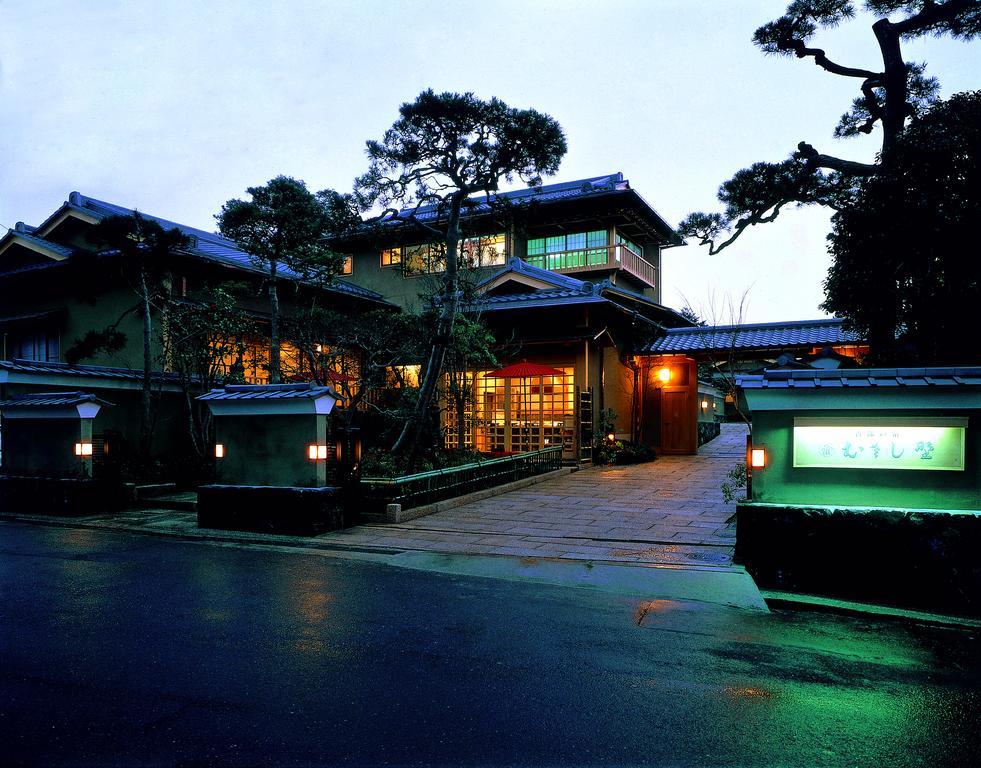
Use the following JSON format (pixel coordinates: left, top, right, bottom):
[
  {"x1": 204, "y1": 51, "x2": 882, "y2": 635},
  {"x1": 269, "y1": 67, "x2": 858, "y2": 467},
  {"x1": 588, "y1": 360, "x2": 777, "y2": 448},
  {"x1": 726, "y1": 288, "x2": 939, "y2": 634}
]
[{"x1": 525, "y1": 244, "x2": 656, "y2": 288}]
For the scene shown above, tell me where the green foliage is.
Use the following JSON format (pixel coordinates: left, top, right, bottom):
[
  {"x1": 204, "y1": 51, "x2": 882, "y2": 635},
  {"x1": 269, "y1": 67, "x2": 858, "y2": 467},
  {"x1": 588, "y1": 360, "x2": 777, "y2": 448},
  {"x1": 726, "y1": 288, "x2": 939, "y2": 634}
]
[
  {"x1": 360, "y1": 446, "x2": 489, "y2": 478},
  {"x1": 678, "y1": 305, "x2": 707, "y2": 326},
  {"x1": 721, "y1": 462, "x2": 748, "y2": 504},
  {"x1": 87, "y1": 212, "x2": 190, "y2": 264},
  {"x1": 354, "y1": 89, "x2": 567, "y2": 213},
  {"x1": 354, "y1": 89, "x2": 566, "y2": 458},
  {"x1": 217, "y1": 176, "x2": 346, "y2": 282},
  {"x1": 64, "y1": 326, "x2": 127, "y2": 365},
  {"x1": 164, "y1": 284, "x2": 257, "y2": 458},
  {"x1": 680, "y1": 1, "x2": 979, "y2": 256},
  {"x1": 823, "y1": 91, "x2": 981, "y2": 363}
]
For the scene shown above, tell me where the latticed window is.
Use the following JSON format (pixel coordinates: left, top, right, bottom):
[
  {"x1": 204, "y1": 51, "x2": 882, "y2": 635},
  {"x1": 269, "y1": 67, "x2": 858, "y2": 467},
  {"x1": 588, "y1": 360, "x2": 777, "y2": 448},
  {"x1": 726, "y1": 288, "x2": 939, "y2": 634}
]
[
  {"x1": 526, "y1": 230, "x2": 608, "y2": 270},
  {"x1": 443, "y1": 367, "x2": 576, "y2": 458}
]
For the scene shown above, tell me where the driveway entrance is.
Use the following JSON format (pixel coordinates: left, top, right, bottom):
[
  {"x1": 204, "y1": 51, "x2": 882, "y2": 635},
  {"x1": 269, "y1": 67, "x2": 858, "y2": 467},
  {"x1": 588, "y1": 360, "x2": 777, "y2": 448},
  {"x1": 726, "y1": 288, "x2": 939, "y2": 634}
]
[{"x1": 326, "y1": 423, "x2": 748, "y2": 566}]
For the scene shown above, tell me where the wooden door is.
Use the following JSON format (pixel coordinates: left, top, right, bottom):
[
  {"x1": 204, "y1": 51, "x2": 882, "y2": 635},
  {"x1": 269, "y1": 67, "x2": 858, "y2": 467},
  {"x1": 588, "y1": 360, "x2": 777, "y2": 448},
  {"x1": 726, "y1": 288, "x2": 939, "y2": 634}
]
[{"x1": 660, "y1": 389, "x2": 693, "y2": 454}]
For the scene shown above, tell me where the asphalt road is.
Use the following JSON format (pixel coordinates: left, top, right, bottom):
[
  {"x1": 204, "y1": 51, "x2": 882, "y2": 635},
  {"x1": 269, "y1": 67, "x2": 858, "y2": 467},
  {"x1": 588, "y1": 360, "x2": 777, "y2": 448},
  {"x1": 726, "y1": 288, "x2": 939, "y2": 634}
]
[{"x1": 2, "y1": 521, "x2": 979, "y2": 767}]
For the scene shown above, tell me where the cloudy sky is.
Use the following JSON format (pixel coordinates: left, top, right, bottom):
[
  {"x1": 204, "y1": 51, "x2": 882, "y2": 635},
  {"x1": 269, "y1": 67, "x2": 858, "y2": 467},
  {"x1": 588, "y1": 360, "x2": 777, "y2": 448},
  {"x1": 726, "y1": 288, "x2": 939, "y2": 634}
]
[{"x1": 1, "y1": 1, "x2": 977, "y2": 321}]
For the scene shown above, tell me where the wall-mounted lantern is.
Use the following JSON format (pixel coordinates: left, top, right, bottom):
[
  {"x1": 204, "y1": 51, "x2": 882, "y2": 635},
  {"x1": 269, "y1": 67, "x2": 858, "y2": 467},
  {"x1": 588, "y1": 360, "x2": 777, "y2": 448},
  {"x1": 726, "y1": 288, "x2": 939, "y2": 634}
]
[
  {"x1": 701, "y1": 400, "x2": 709, "y2": 410},
  {"x1": 74, "y1": 442, "x2": 94, "y2": 457},
  {"x1": 658, "y1": 367, "x2": 671, "y2": 384},
  {"x1": 750, "y1": 446, "x2": 767, "y2": 469},
  {"x1": 214, "y1": 443, "x2": 225, "y2": 459},
  {"x1": 308, "y1": 444, "x2": 329, "y2": 461},
  {"x1": 606, "y1": 432, "x2": 616, "y2": 443}
]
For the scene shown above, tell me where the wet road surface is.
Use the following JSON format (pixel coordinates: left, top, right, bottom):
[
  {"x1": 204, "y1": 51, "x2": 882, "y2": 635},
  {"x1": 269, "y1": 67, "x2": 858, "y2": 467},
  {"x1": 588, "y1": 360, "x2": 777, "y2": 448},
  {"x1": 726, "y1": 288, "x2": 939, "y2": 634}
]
[{"x1": 1, "y1": 521, "x2": 979, "y2": 767}]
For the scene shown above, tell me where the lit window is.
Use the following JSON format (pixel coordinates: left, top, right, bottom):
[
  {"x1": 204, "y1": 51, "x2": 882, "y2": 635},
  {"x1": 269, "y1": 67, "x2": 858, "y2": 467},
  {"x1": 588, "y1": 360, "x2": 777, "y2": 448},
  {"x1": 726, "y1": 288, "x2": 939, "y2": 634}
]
[
  {"x1": 380, "y1": 248, "x2": 401, "y2": 267},
  {"x1": 339, "y1": 255, "x2": 353, "y2": 275},
  {"x1": 403, "y1": 244, "x2": 429, "y2": 276},
  {"x1": 74, "y1": 442, "x2": 93, "y2": 457},
  {"x1": 214, "y1": 444, "x2": 225, "y2": 459},
  {"x1": 461, "y1": 234, "x2": 506, "y2": 267}
]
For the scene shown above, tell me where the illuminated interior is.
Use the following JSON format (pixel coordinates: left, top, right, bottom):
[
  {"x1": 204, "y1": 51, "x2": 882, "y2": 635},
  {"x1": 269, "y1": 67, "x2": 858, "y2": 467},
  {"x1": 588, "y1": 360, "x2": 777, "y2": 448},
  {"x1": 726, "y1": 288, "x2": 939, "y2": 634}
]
[{"x1": 445, "y1": 366, "x2": 575, "y2": 455}]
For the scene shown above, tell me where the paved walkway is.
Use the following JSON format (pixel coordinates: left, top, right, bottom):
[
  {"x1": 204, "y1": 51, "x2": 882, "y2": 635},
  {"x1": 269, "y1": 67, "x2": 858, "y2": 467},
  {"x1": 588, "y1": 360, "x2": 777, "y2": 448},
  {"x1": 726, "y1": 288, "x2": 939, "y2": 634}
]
[
  {"x1": 322, "y1": 423, "x2": 747, "y2": 566},
  {"x1": 5, "y1": 424, "x2": 747, "y2": 569}
]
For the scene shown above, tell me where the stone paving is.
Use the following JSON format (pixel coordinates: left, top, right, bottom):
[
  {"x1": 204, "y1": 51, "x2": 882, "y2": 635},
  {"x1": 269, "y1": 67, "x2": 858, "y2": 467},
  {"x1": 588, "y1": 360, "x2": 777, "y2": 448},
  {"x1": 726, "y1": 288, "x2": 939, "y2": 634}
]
[
  {"x1": 320, "y1": 423, "x2": 747, "y2": 566},
  {"x1": 6, "y1": 424, "x2": 747, "y2": 569}
]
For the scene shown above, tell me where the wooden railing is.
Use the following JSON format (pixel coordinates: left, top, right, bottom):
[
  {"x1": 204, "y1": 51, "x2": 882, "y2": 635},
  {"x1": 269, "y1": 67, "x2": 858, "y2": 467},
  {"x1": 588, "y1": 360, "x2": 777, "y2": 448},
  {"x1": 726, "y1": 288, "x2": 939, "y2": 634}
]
[{"x1": 526, "y1": 244, "x2": 656, "y2": 288}]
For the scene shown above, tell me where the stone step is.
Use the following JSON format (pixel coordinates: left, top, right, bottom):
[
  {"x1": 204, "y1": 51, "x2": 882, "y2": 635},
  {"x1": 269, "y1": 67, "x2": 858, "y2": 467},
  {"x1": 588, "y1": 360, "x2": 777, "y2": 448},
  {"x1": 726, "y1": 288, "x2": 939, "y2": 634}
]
[
  {"x1": 135, "y1": 483, "x2": 178, "y2": 500},
  {"x1": 137, "y1": 491, "x2": 197, "y2": 513}
]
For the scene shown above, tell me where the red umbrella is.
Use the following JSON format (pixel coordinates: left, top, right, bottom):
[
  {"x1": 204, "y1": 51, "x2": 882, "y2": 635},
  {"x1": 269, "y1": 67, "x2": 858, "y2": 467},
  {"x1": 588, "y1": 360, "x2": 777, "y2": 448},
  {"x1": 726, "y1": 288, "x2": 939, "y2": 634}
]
[{"x1": 487, "y1": 361, "x2": 568, "y2": 378}]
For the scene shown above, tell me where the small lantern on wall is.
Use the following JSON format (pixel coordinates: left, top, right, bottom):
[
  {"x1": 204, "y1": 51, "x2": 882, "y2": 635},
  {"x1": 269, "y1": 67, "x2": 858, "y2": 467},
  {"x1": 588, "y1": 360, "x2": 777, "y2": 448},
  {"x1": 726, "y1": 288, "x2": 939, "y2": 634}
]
[
  {"x1": 750, "y1": 446, "x2": 767, "y2": 469},
  {"x1": 74, "y1": 442, "x2": 93, "y2": 457},
  {"x1": 701, "y1": 400, "x2": 709, "y2": 410},
  {"x1": 658, "y1": 367, "x2": 671, "y2": 384},
  {"x1": 308, "y1": 444, "x2": 329, "y2": 461},
  {"x1": 214, "y1": 443, "x2": 225, "y2": 459}
]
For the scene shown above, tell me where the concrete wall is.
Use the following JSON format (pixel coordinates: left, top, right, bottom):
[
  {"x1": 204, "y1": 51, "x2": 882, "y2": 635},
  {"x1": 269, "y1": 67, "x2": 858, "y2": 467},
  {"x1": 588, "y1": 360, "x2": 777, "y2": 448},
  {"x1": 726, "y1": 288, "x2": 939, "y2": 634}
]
[
  {"x1": 215, "y1": 413, "x2": 329, "y2": 487},
  {"x1": 1, "y1": 418, "x2": 91, "y2": 477},
  {"x1": 751, "y1": 409, "x2": 981, "y2": 511}
]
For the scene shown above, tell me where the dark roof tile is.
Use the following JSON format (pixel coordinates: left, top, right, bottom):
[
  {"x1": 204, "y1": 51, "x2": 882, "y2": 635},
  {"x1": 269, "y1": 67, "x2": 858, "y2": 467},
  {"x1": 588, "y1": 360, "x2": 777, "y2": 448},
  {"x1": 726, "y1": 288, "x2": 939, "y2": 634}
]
[{"x1": 647, "y1": 319, "x2": 861, "y2": 354}]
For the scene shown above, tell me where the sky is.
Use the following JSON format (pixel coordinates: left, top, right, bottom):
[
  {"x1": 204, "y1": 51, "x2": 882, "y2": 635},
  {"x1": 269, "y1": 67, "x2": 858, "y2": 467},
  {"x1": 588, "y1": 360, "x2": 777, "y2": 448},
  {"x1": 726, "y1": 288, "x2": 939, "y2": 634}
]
[{"x1": 1, "y1": 0, "x2": 978, "y2": 322}]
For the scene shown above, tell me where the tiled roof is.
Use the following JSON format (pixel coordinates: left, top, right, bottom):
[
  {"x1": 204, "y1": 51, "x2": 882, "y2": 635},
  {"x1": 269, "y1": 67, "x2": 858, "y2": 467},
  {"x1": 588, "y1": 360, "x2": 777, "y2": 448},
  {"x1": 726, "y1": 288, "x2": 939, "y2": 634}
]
[
  {"x1": 22, "y1": 193, "x2": 389, "y2": 304},
  {"x1": 198, "y1": 383, "x2": 338, "y2": 401},
  {"x1": 470, "y1": 288, "x2": 608, "y2": 313},
  {"x1": 470, "y1": 258, "x2": 690, "y2": 324},
  {"x1": 737, "y1": 367, "x2": 981, "y2": 389},
  {"x1": 0, "y1": 309, "x2": 64, "y2": 328},
  {"x1": 399, "y1": 173, "x2": 630, "y2": 222},
  {"x1": 0, "y1": 358, "x2": 181, "y2": 384},
  {"x1": 0, "y1": 391, "x2": 111, "y2": 408},
  {"x1": 379, "y1": 172, "x2": 683, "y2": 245},
  {"x1": 646, "y1": 319, "x2": 861, "y2": 354},
  {"x1": 3, "y1": 229, "x2": 76, "y2": 259},
  {"x1": 477, "y1": 257, "x2": 587, "y2": 292}
]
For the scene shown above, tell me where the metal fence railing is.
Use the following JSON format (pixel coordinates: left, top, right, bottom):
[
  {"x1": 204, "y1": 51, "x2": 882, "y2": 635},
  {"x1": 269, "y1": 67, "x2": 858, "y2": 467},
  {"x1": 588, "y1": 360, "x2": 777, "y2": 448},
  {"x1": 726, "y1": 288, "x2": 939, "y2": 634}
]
[{"x1": 360, "y1": 445, "x2": 563, "y2": 512}]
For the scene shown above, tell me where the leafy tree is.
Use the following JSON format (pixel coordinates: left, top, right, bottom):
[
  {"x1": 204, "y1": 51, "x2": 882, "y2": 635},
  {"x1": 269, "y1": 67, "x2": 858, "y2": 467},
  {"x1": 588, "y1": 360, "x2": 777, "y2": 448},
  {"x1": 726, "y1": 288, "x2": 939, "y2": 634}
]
[
  {"x1": 354, "y1": 89, "x2": 566, "y2": 458},
  {"x1": 87, "y1": 213, "x2": 189, "y2": 456},
  {"x1": 163, "y1": 284, "x2": 256, "y2": 460},
  {"x1": 442, "y1": 314, "x2": 498, "y2": 452},
  {"x1": 679, "y1": 1, "x2": 980, "y2": 254},
  {"x1": 283, "y1": 306, "x2": 425, "y2": 429},
  {"x1": 823, "y1": 91, "x2": 981, "y2": 362},
  {"x1": 678, "y1": 304, "x2": 706, "y2": 326},
  {"x1": 216, "y1": 176, "x2": 346, "y2": 383}
]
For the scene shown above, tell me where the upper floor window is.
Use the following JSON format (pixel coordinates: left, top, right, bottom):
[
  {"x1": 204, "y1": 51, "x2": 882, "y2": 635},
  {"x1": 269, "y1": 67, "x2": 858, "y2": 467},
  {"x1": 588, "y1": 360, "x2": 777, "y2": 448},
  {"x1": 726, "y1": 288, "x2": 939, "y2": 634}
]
[
  {"x1": 528, "y1": 230, "x2": 608, "y2": 268},
  {"x1": 382, "y1": 234, "x2": 506, "y2": 277},
  {"x1": 615, "y1": 233, "x2": 643, "y2": 258},
  {"x1": 339, "y1": 255, "x2": 353, "y2": 276},
  {"x1": 8, "y1": 329, "x2": 60, "y2": 362}
]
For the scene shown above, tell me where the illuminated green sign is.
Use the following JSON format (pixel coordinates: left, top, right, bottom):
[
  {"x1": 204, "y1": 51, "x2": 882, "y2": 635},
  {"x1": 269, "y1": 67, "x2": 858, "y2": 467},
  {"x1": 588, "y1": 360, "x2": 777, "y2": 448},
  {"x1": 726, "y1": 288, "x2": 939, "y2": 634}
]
[{"x1": 793, "y1": 417, "x2": 967, "y2": 471}]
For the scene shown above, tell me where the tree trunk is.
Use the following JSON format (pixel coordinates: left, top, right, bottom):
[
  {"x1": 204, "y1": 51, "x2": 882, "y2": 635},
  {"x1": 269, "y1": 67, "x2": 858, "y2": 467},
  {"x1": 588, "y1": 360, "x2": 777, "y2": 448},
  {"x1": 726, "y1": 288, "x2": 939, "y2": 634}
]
[
  {"x1": 139, "y1": 268, "x2": 154, "y2": 458},
  {"x1": 268, "y1": 259, "x2": 281, "y2": 384},
  {"x1": 872, "y1": 18, "x2": 907, "y2": 164},
  {"x1": 456, "y1": 389, "x2": 466, "y2": 451},
  {"x1": 392, "y1": 194, "x2": 465, "y2": 459}
]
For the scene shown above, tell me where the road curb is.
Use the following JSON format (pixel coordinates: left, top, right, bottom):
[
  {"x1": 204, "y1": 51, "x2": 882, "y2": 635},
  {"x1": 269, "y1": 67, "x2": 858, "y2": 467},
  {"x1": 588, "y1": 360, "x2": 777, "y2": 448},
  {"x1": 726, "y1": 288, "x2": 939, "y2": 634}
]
[{"x1": 761, "y1": 590, "x2": 981, "y2": 629}]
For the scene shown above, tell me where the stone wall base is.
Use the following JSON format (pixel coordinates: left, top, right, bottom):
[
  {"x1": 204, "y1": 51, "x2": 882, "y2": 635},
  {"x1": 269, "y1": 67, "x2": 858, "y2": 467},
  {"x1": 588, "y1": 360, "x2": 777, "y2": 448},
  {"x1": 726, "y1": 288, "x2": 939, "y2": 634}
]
[
  {"x1": 0, "y1": 475, "x2": 133, "y2": 516},
  {"x1": 197, "y1": 485, "x2": 344, "y2": 536},
  {"x1": 736, "y1": 502, "x2": 981, "y2": 617}
]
